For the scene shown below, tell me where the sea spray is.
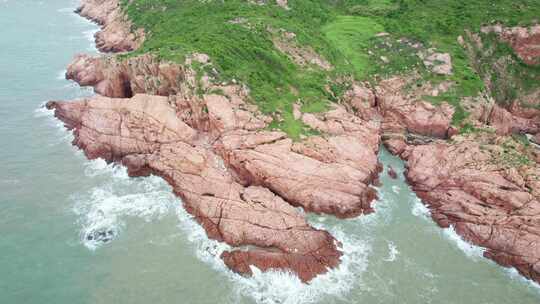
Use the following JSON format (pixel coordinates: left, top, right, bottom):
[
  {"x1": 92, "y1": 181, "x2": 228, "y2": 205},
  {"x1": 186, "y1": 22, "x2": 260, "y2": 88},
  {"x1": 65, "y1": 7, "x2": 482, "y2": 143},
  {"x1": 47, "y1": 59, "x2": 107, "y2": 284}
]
[{"x1": 72, "y1": 160, "x2": 177, "y2": 250}]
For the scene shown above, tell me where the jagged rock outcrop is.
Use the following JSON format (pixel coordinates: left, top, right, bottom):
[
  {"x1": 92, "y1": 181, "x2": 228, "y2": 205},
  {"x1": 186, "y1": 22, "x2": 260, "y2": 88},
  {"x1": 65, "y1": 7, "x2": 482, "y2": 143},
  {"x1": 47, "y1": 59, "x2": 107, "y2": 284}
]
[
  {"x1": 404, "y1": 134, "x2": 540, "y2": 283},
  {"x1": 53, "y1": 0, "x2": 540, "y2": 286},
  {"x1": 66, "y1": 54, "x2": 189, "y2": 98},
  {"x1": 46, "y1": 94, "x2": 344, "y2": 282},
  {"x1": 375, "y1": 76, "x2": 456, "y2": 155},
  {"x1": 76, "y1": 0, "x2": 144, "y2": 52},
  {"x1": 488, "y1": 104, "x2": 540, "y2": 136},
  {"x1": 53, "y1": 44, "x2": 381, "y2": 280},
  {"x1": 216, "y1": 104, "x2": 381, "y2": 218},
  {"x1": 482, "y1": 24, "x2": 540, "y2": 65},
  {"x1": 387, "y1": 165, "x2": 397, "y2": 179}
]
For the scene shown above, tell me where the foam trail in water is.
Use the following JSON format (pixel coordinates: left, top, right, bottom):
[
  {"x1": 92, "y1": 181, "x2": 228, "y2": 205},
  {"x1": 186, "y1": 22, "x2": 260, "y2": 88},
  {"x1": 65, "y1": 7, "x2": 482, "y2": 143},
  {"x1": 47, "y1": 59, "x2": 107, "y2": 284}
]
[
  {"x1": 410, "y1": 196, "x2": 430, "y2": 219},
  {"x1": 83, "y1": 29, "x2": 98, "y2": 42},
  {"x1": 33, "y1": 103, "x2": 53, "y2": 118},
  {"x1": 57, "y1": 69, "x2": 67, "y2": 80},
  {"x1": 384, "y1": 240, "x2": 399, "y2": 262},
  {"x1": 57, "y1": 7, "x2": 75, "y2": 13},
  {"x1": 73, "y1": 160, "x2": 177, "y2": 250},
  {"x1": 442, "y1": 226, "x2": 484, "y2": 260},
  {"x1": 173, "y1": 204, "x2": 372, "y2": 304},
  {"x1": 504, "y1": 268, "x2": 540, "y2": 293}
]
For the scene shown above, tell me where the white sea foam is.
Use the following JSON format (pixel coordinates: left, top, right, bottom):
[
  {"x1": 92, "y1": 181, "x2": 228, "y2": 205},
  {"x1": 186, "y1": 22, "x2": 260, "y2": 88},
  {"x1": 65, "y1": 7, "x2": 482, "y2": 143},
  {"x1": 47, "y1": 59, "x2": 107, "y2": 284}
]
[
  {"x1": 354, "y1": 190, "x2": 392, "y2": 228},
  {"x1": 410, "y1": 196, "x2": 430, "y2": 218},
  {"x1": 33, "y1": 104, "x2": 53, "y2": 118},
  {"x1": 83, "y1": 29, "x2": 98, "y2": 42},
  {"x1": 442, "y1": 225, "x2": 485, "y2": 259},
  {"x1": 73, "y1": 168, "x2": 177, "y2": 250},
  {"x1": 83, "y1": 158, "x2": 129, "y2": 180},
  {"x1": 57, "y1": 7, "x2": 75, "y2": 13},
  {"x1": 383, "y1": 241, "x2": 399, "y2": 262},
  {"x1": 233, "y1": 226, "x2": 371, "y2": 304},
  {"x1": 34, "y1": 104, "x2": 75, "y2": 145},
  {"x1": 504, "y1": 268, "x2": 540, "y2": 293},
  {"x1": 57, "y1": 69, "x2": 67, "y2": 80},
  {"x1": 172, "y1": 204, "x2": 372, "y2": 304}
]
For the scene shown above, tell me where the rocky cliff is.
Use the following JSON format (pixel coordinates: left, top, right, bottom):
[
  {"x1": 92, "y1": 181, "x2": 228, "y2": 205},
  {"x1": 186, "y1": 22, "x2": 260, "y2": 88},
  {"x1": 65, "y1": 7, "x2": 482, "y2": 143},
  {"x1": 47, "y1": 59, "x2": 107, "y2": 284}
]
[
  {"x1": 49, "y1": 0, "x2": 382, "y2": 282},
  {"x1": 49, "y1": 0, "x2": 540, "y2": 285}
]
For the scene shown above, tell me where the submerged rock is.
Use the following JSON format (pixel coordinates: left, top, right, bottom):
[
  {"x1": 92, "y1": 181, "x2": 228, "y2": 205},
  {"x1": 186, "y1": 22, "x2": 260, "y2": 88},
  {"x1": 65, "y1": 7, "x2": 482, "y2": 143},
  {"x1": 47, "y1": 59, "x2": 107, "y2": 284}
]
[{"x1": 387, "y1": 165, "x2": 397, "y2": 179}]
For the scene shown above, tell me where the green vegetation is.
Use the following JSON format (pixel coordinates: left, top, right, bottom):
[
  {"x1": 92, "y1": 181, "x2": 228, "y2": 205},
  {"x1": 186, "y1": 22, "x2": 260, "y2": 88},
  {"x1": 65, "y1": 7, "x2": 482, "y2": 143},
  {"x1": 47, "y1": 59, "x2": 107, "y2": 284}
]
[
  {"x1": 471, "y1": 32, "x2": 540, "y2": 107},
  {"x1": 322, "y1": 16, "x2": 384, "y2": 79},
  {"x1": 500, "y1": 137, "x2": 533, "y2": 167},
  {"x1": 119, "y1": 0, "x2": 540, "y2": 136}
]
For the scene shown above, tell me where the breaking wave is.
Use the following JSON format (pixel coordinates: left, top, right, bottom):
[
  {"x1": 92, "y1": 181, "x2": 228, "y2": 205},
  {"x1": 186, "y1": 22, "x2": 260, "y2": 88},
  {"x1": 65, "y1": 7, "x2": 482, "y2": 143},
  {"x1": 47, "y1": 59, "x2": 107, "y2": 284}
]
[
  {"x1": 442, "y1": 225, "x2": 485, "y2": 260},
  {"x1": 63, "y1": 156, "x2": 373, "y2": 303},
  {"x1": 383, "y1": 240, "x2": 399, "y2": 262},
  {"x1": 72, "y1": 160, "x2": 177, "y2": 250}
]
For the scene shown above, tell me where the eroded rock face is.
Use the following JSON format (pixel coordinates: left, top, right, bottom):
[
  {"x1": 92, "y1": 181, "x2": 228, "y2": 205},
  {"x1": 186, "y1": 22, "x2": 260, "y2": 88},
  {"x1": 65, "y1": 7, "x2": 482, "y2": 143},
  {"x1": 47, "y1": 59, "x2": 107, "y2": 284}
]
[
  {"x1": 66, "y1": 53, "x2": 190, "y2": 98},
  {"x1": 55, "y1": 1, "x2": 540, "y2": 285},
  {"x1": 52, "y1": 46, "x2": 381, "y2": 280},
  {"x1": 405, "y1": 135, "x2": 540, "y2": 283},
  {"x1": 488, "y1": 104, "x2": 540, "y2": 136},
  {"x1": 76, "y1": 0, "x2": 144, "y2": 52},
  {"x1": 216, "y1": 107, "x2": 381, "y2": 218},
  {"x1": 419, "y1": 49, "x2": 453, "y2": 75},
  {"x1": 482, "y1": 24, "x2": 540, "y2": 65},
  {"x1": 375, "y1": 76, "x2": 455, "y2": 155},
  {"x1": 46, "y1": 94, "x2": 344, "y2": 282}
]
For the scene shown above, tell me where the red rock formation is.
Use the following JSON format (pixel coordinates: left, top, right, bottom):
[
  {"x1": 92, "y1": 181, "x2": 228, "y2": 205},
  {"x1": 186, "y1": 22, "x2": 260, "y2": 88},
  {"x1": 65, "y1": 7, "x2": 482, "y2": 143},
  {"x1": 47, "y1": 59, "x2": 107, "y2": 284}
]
[
  {"x1": 64, "y1": 53, "x2": 382, "y2": 219},
  {"x1": 66, "y1": 54, "x2": 188, "y2": 98},
  {"x1": 404, "y1": 135, "x2": 540, "y2": 283},
  {"x1": 375, "y1": 76, "x2": 455, "y2": 155},
  {"x1": 52, "y1": 36, "x2": 381, "y2": 281},
  {"x1": 374, "y1": 67, "x2": 540, "y2": 284},
  {"x1": 217, "y1": 105, "x2": 381, "y2": 218},
  {"x1": 76, "y1": 0, "x2": 144, "y2": 52},
  {"x1": 46, "y1": 94, "x2": 344, "y2": 282},
  {"x1": 387, "y1": 165, "x2": 397, "y2": 179},
  {"x1": 482, "y1": 24, "x2": 540, "y2": 65},
  {"x1": 56, "y1": 0, "x2": 540, "y2": 285},
  {"x1": 488, "y1": 104, "x2": 539, "y2": 136}
]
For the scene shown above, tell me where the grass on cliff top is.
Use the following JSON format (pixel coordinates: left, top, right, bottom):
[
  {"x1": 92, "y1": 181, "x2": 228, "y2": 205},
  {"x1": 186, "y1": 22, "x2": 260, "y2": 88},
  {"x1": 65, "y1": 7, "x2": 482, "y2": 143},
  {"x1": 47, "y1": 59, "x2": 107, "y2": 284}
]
[
  {"x1": 120, "y1": 0, "x2": 540, "y2": 135},
  {"x1": 322, "y1": 16, "x2": 384, "y2": 79}
]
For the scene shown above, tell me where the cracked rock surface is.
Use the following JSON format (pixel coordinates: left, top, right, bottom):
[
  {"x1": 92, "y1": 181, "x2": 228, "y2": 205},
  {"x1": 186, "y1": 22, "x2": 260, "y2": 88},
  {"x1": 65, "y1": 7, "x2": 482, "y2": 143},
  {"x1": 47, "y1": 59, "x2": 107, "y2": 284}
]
[
  {"x1": 46, "y1": 94, "x2": 346, "y2": 282},
  {"x1": 404, "y1": 135, "x2": 540, "y2": 283},
  {"x1": 49, "y1": 1, "x2": 381, "y2": 280},
  {"x1": 49, "y1": 0, "x2": 540, "y2": 285}
]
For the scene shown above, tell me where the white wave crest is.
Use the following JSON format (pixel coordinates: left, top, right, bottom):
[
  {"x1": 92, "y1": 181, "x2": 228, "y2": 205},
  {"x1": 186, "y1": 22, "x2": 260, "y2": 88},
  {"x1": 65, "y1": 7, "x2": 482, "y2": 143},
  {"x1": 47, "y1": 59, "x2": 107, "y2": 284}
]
[
  {"x1": 57, "y1": 69, "x2": 67, "y2": 80},
  {"x1": 411, "y1": 196, "x2": 430, "y2": 218},
  {"x1": 442, "y1": 225, "x2": 485, "y2": 259},
  {"x1": 33, "y1": 104, "x2": 53, "y2": 118},
  {"x1": 504, "y1": 268, "x2": 540, "y2": 293},
  {"x1": 57, "y1": 7, "x2": 75, "y2": 13},
  {"x1": 173, "y1": 204, "x2": 372, "y2": 304},
  {"x1": 73, "y1": 164, "x2": 177, "y2": 250},
  {"x1": 383, "y1": 241, "x2": 399, "y2": 262},
  {"x1": 83, "y1": 29, "x2": 98, "y2": 42}
]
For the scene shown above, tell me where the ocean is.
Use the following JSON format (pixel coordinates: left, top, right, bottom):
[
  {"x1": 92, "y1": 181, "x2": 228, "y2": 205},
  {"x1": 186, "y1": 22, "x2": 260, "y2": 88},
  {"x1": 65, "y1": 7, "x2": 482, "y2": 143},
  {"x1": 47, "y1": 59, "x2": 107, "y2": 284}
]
[{"x1": 1, "y1": 1, "x2": 539, "y2": 303}]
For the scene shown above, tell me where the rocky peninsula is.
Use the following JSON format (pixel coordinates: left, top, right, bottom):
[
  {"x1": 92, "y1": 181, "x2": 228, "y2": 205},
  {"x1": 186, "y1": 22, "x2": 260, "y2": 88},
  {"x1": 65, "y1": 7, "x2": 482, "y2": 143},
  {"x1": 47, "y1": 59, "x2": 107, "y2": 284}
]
[{"x1": 49, "y1": 0, "x2": 540, "y2": 284}]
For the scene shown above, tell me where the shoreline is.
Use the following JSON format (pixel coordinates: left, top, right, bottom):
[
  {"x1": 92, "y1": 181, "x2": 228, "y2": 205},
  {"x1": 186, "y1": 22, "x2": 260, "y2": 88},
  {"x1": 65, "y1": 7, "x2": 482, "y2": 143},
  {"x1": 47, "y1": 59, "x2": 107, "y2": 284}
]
[{"x1": 48, "y1": 0, "x2": 540, "y2": 285}]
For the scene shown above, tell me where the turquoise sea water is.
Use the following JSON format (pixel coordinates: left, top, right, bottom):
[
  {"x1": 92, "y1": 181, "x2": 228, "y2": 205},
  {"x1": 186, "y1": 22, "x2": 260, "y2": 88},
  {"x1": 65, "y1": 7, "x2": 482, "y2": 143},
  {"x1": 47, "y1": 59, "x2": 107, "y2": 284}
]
[{"x1": 1, "y1": 1, "x2": 540, "y2": 303}]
